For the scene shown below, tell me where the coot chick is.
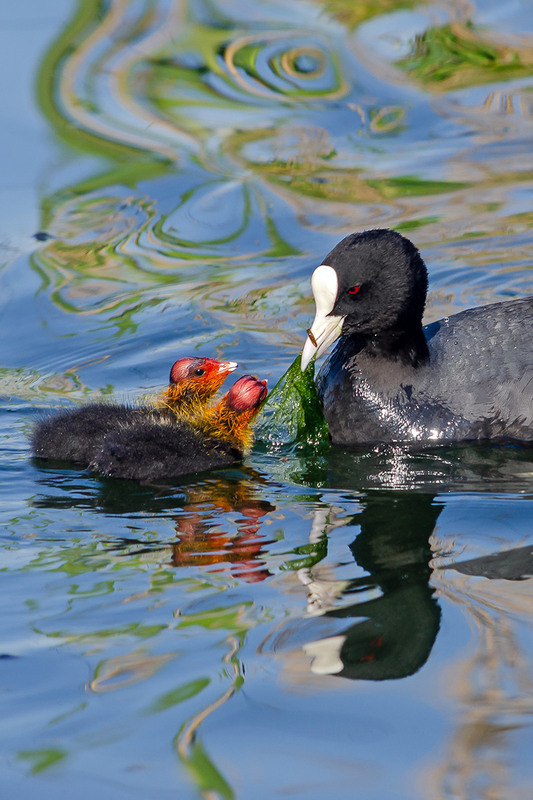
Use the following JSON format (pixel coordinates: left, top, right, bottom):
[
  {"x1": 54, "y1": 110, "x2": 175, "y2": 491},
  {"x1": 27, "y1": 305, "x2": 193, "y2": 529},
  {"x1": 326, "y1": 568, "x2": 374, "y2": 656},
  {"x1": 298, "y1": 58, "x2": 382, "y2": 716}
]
[
  {"x1": 90, "y1": 375, "x2": 268, "y2": 481},
  {"x1": 301, "y1": 229, "x2": 533, "y2": 445},
  {"x1": 31, "y1": 356, "x2": 237, "y2": 465},
  {"x1": 159, "y1": 356, "x2": 237, "y2": 415}
]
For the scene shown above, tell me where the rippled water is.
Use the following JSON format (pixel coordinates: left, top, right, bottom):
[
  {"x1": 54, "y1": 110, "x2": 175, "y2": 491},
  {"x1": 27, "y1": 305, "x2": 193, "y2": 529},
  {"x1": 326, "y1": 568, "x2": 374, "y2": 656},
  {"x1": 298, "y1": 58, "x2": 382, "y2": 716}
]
[{"x1": 2, "y1": 0, "x2": 533, "y2": 797}]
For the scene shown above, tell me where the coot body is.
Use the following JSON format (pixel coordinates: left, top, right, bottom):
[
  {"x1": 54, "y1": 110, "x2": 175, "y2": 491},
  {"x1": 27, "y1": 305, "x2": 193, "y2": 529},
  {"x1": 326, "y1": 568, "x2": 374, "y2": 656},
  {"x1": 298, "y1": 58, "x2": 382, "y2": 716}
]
[{"x1": 301, "y1": 229, "x2": 533, "y2": 445}]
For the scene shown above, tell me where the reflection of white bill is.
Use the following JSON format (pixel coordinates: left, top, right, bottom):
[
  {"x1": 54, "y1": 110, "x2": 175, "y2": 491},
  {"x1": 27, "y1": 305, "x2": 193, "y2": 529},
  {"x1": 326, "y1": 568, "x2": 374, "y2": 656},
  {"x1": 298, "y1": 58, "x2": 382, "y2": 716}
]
[{"x1": 303, "y1": 635, "x2": 346, "y2": 675}]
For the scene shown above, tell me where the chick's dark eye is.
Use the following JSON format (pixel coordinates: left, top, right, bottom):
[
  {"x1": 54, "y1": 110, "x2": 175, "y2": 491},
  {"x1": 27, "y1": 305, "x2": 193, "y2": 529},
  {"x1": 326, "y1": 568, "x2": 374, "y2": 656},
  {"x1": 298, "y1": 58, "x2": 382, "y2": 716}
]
[
  {"x1": 348, "y1": 285, "x2": 360, "y2": 295},
  {"x1": 193, "y1": 368, "x2": 205, "y2": 377}
]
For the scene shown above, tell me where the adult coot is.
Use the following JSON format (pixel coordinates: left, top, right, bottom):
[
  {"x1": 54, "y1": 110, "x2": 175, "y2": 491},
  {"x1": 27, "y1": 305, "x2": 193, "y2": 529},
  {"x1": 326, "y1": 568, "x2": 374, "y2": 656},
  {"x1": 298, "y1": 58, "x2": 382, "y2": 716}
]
[
  {"x1": 301, "y1": 229, "x2": 533, "y2": 445},
  {"x1": 32, "y1": 356, "x2": 237, "y2": 465},
  {"x1": 90, "y1": 374, "x2": 268, "y2": 481}
]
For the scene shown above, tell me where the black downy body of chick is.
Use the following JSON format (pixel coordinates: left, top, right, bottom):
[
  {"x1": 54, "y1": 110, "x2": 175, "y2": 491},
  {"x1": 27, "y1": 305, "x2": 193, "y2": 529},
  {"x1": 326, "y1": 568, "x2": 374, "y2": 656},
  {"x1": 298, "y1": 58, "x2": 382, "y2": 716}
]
[
  {"x1": 31, "y1": 357, "x2": 237, "y2": 465},
  {"x1": 90, "y1": 375, "x2": 268, "y2": 481}
]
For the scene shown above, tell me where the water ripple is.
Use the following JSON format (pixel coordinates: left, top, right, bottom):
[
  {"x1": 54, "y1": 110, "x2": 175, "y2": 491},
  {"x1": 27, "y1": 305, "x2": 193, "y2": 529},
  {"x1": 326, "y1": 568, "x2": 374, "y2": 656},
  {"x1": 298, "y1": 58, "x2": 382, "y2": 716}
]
[{"x1": 219, "y1": 32, "x2": 348, "y2": 103}]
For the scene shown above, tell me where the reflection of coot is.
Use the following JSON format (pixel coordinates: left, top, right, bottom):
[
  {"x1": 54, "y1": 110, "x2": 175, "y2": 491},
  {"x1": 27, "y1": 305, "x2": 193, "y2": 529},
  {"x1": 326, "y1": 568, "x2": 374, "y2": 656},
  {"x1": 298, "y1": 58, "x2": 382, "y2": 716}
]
[
  {"x1": 289, "y1": 441, "x2": 533, "y2": 494},
  {"x1": 171, "y1": 495, "x2": 275, "y2": 583},
  {"x1": 297, "y1": 446, "x2": 533, "y2": 680},
  {"x1": 32, "y1": 466, "x2": 276, "y2": 582},
  {"x1": 313, "y1": 492, "x2": 442, "y2": 681},
  {"x1": 443, "y1": 545, "x2": 533, "y2": 581},
  {"x1": 263, "y1": 491, "x2": 443, "y2": 681}
]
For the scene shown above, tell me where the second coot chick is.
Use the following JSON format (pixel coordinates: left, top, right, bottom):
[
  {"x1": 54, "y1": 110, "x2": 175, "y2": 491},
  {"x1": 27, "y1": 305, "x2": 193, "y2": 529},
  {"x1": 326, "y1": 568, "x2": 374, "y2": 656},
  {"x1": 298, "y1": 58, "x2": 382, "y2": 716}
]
[
  {"x1": 301, "y1": 229, "x2": 533, "y2": 445},
  {"x1": 31, "y1": 357, "x2": 237, "y2": 465},
  {"x1": 90, "y1": 375, "x2": 268, "y2": 481}
]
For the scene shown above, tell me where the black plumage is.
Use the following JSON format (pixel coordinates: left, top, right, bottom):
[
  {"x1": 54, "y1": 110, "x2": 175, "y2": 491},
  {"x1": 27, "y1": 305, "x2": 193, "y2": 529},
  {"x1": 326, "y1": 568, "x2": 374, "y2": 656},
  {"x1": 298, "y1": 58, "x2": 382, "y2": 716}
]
[
  {"x1": 31, "y1": 356, "x2": 238, "y2": 467},
  {"x1": 89, "y1": 374, "x2": 267, "y2": 481},
  {"x1": 32, "y1": 374, "x2": 267, "y2": 482},
  {"x1": 31, "y1": 403, "x2": 157, "y2": 465},
  {"x1": 89, "y1": 417, "x2": 241, "y2": 481},
  {"x1": 302, "y1": 229, "x2": 533, "y2": 445}
]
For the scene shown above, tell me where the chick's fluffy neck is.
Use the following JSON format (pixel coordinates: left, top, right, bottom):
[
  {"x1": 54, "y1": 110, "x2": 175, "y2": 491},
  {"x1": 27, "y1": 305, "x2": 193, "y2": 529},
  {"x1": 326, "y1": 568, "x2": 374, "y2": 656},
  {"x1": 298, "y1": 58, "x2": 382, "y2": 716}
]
[
  {"x1": 201, "y1": 401, "x2": 259, "y2": 451},
  {"x1": 157, "y1": 381, "x2": 216, "y2": 416}
]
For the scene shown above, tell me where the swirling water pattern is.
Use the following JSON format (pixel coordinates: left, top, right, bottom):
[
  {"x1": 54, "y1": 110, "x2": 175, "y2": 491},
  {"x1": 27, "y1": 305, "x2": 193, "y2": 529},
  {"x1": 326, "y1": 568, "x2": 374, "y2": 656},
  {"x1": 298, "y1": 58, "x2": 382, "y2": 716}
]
[{"x1": 1, "y1": 0, "x2": 533, "y2": 797}]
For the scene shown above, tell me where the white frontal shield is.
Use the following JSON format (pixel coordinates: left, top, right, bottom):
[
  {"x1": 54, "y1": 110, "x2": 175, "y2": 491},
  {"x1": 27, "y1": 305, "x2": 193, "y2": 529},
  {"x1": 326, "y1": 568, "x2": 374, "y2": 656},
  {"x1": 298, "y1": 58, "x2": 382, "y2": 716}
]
[{"x1": 301, "y1": 265, "x2": 345, "y2": 370}]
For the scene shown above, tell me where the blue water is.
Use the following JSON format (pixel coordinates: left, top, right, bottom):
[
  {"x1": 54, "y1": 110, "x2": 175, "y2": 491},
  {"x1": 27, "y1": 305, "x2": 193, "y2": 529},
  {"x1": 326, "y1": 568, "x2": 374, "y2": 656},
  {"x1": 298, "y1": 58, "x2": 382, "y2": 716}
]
[{"x1": 1, "y1": 1, "x2": 533, "y2": 798}]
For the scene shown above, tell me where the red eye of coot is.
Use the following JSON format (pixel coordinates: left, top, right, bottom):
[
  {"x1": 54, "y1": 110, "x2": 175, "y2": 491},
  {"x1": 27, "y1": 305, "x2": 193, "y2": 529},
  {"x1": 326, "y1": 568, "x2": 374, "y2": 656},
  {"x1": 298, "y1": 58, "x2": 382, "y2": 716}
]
[{"x1": 348, "y1": 285, "x2": 360, "y2": 295}]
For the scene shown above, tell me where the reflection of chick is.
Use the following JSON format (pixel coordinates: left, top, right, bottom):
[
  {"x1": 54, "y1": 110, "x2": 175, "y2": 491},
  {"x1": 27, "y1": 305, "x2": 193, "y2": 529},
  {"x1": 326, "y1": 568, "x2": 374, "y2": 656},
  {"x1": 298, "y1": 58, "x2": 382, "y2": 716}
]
[
  {"x1": 90, "y1": 375, "x2": 268, "y2": 481},
  {"x1": 170, "y1": 479, "x2": 275, "y2": 583},
  {"x1": 171, "y1": 525, "x2": 271, "y2": 583},
  {"x1": 31, "y1": 357, "x2": 237, "y2": 466}
]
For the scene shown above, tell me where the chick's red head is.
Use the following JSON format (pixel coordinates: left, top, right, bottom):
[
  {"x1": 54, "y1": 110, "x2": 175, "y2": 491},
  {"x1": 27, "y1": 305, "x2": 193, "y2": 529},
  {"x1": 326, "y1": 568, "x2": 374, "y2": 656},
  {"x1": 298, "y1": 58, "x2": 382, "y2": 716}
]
[
  {"x1": 169, "y1": 357, "x2": 237, "y2": 397},
  {"x1": 227, "y1": 375, "x2": 268, "y2": 412}
]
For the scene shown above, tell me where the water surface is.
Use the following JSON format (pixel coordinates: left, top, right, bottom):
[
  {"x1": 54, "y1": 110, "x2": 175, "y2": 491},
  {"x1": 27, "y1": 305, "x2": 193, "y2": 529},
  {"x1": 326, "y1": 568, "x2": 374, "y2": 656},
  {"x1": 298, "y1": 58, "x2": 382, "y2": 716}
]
[{"x1": 1, "y1": 0, "x2": 533, "y2": 798}]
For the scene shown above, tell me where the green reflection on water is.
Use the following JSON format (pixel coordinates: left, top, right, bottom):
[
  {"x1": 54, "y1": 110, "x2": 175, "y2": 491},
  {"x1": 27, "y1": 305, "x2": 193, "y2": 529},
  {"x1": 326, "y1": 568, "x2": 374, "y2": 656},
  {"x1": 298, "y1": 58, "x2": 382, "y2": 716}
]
[
  {"x1": 179, "y1": 737, "x2": 235, "y2": 800},
  {"x1": 146, "y1": 677, "x2": 211, "y2": 714},
  {"x1": 318, "y1": 0, "x2": 419, "y2": 30},
  {"x1": 34, "y1": 0, "x2": 473, "y2": 331},
  {"x1": 19, "y1": 748, "x2": 67, "y2": 775},
  {"x1": 37, "y1": 0, "x2": 170, "y2": 164},
  {"x1": 48, "y1": 623, "x2": 168, "y2": 641},
  {"x1": 400, "y1": 22, "x2": 533, "y2": 90},
  {"x1": 178, "y1": 602, "x2": 254, "y2": 632}
]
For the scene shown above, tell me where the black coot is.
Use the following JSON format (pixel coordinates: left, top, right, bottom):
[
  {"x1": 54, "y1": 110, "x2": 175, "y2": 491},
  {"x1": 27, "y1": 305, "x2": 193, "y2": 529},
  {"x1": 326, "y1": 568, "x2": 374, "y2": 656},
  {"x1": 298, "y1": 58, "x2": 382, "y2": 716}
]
[{"x1": 301, "y1": 229, "x2": 533, "y2": 445}]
